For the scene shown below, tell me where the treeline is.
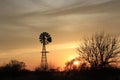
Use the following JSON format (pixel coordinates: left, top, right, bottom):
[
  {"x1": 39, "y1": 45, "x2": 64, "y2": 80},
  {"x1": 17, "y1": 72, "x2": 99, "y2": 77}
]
[{"x1": 0, "y1": 60, "x2": 120, "y2": 80}]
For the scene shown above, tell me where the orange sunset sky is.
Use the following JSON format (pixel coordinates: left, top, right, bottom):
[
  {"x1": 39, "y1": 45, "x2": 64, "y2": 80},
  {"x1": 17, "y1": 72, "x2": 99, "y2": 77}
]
[{"x1": 0, "y1": 0, "x2": 120, "y2": 70}]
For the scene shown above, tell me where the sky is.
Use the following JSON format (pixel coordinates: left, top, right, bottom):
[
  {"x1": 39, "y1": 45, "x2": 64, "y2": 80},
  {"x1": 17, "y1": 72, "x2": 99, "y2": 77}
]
[{"x1": 0, "y1": 0, "x2": 120, "y2": 70}]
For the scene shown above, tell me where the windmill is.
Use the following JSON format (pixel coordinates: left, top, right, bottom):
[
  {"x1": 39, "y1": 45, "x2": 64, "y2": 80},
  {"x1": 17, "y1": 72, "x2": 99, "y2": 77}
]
[{"x1": 39, "y1": 32, "x2": 52, "y2": 70}]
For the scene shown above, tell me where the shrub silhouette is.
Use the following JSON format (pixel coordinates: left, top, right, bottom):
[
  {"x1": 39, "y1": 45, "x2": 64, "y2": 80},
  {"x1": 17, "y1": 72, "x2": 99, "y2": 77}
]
[
  {"x1": 0, "y1": 60, "x2": 26, "y2": 76},
  {"x1": 65, "y1": 59, "x2": 79, "y2": 71}
]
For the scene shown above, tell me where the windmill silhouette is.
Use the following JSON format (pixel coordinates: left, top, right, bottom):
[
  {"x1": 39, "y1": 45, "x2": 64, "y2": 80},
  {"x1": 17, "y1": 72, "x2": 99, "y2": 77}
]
[{"x1": 39, "y1": 32, "x2": 52, "y2": 70}]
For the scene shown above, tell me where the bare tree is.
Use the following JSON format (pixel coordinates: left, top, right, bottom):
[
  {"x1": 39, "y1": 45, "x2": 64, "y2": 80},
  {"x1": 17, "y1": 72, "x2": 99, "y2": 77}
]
[{"x1": 77, "y1": 32, "x2": 120, "y2": 68}]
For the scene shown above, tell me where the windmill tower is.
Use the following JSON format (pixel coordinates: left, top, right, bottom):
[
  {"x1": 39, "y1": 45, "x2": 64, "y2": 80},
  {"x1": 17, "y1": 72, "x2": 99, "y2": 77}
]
[{"x1": 39, "y1": 32, "x2": 52, "y2": 70}]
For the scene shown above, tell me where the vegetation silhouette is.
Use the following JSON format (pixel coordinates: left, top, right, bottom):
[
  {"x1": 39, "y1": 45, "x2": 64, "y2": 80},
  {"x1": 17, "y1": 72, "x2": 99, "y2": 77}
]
[
  {"x1": 0, "y1": 32, "x2": 120, "y2": 80},
  {"x1": 77, "y1": 32, "x2": 120, "y2": 69}
]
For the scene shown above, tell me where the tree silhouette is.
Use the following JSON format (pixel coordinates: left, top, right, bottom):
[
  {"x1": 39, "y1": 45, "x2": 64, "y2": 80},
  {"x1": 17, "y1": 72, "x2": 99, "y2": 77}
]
[
  {"x1": 65, "y1": 58, "x2": 81, "y2": 71},
  {"x1": 7, "y1": 60, "x2": 26, "y2": 71},
  {"x1": 0, "y1": 60, "x2": 26, "y2": 72},
  {"x1": 65, "y1": 60, "x2": 76, "y2": 71},
  {"x1": 77, "y1": 32, "x2": 120, "y2": 68}
]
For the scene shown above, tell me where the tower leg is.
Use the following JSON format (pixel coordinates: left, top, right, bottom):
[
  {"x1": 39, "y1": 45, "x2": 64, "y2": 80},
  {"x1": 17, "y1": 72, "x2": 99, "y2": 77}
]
[{"x1": 41, "y1": 45, "x2": 48, "y2": 70}]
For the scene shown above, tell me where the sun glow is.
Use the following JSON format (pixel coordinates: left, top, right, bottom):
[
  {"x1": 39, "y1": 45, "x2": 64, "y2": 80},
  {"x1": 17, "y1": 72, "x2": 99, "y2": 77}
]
[{"x1": 73, "y1": 61, "x2": 79, "y2": 66}]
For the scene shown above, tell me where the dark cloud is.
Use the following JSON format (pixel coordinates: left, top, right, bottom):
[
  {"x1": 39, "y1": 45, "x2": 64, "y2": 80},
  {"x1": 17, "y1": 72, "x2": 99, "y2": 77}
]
[{"x1": 0, "y1": 0, "x2": 115, "y2": 16}]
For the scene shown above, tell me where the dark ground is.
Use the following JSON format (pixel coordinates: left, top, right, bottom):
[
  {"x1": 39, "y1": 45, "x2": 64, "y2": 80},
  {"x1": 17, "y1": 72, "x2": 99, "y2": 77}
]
[{"x1": 0, "y1": 67, "x2": 120, "y2": 80}]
